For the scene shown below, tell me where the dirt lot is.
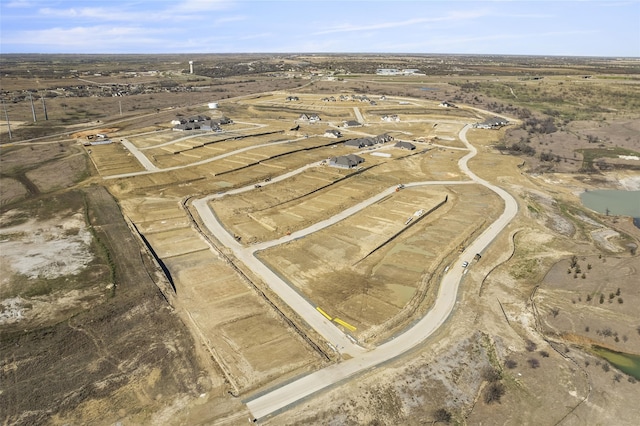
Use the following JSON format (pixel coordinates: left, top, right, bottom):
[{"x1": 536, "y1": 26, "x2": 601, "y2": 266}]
[
  {"x1": 2, "y1": 55, "x2": 639, "y2": 425},
  {"x1": 0, "y1": 187, "x2": 210, "y2": 425}
]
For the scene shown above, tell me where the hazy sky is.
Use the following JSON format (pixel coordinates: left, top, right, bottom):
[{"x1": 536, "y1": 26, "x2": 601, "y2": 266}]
[{"x1": 1, "y1": 0, "x2": 638, "y2": 56}]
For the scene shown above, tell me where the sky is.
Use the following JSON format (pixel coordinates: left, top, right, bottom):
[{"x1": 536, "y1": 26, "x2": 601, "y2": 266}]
[{"x1": 1, "y1": 0, "x2": 639, "y2": 57}]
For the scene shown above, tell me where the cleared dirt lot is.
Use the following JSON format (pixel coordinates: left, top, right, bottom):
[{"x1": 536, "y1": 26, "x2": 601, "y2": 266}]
[{"x1": 118, "y1": 196, "x2": 326, "y2": 394}]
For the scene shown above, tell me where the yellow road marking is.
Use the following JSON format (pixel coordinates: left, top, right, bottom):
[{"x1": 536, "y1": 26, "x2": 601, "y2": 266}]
[
  {"x1": 333, "y1": 318, "x2": 357, "y2": 331},
  {"x1": 316, "y1": 307, "x2": 333, "y2": 321}
]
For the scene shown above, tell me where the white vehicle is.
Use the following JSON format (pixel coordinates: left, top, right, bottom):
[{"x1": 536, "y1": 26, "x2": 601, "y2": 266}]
[{"x1": 462, "y1": 261, "x2": 469, "y2": 268}]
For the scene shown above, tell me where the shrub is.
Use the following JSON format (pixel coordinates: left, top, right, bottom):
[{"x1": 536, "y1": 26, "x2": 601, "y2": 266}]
[
  {"x1": 484, "y1": 382, "x2": 506, "y2": 404},
  {"x1": 525, "y1": 340, "x2": 537, "y2": 352},
  {"x1": 505, "y1": 359, "x2": 518, "y2": 369},
  {"x1": 540, "y1": 351, "x2": 550, "y2": 358},
  {"x1": 433, "y1": 408, "x2": 452, "y2": 424},
  {"x1": 528, "y1": 358, "x2": 540, "y2": 368},
  {"x1": 482, "y1": 367, "x2": 502, "y2": 383}
]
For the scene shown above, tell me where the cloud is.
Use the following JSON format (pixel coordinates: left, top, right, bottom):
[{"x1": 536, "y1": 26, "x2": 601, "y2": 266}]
[
  {"x1": 312, "y1": 10, "x2": 488, "y2": 35},
  {"x1": 214, "y1": 15, "x2": 247, "y2": 25},
  {"x1": 2, "y1": 25, "x2": 172, "y2": 52},
  {"x1": 37, "y1": 0, "x2": 235, "y2": 23},
  {"x1": 5, "y1": 0, "x2": 34, "y2": 8}
]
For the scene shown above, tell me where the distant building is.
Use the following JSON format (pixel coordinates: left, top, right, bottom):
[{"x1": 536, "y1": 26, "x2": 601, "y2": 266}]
[
  {"x1": 439, "y1": 101, "x2": 456, "y2": 108},
  {"x1": 394, "y1": 141, "x2": 416, "y2": 150},
  {"x1": 298, "y1": 113, "x2": 321, "y2": 123},
  {"x1": 343, "y1": 120, "x2": 362, "y2": 128},
  {"x1": 376, "y1": 68, "x2": 423, "y2": 76},
  {"x1": 329, "y1": 154, "x2": 364, "y2": 169},
  {"x1": 187, "y1": 115, "x2": 210, "y2": 123},
  {"x1": 324, "y1": 129, "x2": 342, "y2": 138},
  {"x1": 377, "y1": 68, "x2": 400, "y2": 75},
  {"x1": 173, "y1": 123, "x2": 200, "y2": 131},
  {"x1": 473, "y1": 116, "x2": 509, "y2": 129},
  {"x1": 200, "y1": 120, "x2": 222, "y2": 132},
  {"x1": 344, "y1": 134, "x2": 393, "y2": 148},
  {"x1": 381, "y1": 114, "x2": 399, "y2": 122}
]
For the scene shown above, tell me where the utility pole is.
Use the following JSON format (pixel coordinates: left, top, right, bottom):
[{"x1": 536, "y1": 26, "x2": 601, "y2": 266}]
[
  {"x1": 2, "y1": 99, "x2": 12, "y2": 140},
  {"x1": 41, "y1": 96, "x2": 48, "y2": 120},
  {"x1": 28, "y1": 92, "x2": 37, "y2": 122},
  {"x1": 119, "y1": 99, "x2": 122, "y2": 116}
]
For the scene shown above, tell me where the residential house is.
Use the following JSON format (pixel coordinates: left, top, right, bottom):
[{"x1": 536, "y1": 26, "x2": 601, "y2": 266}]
[
  {"x1": 324, "y1": 129, "x2": 342, "y2": 138},
  {"x1": 329, "y1": 154, "x2": 364, "y2": 169},
  {"x1": 343, "y1": 120, "x2": 362, "y2": 128},
  {"x1": 173, "y1": 122, "x2": 200, "y2": 131},
  {"x1": 344, "y1": 134, "x2": 391, "y2": 148},
  {"x1": 394, "y1": 141, "x2": 416, "y2": 150},
  {"x1": 381, "y1": 114, "x2": 400, "y2": 122},
  {"x1": 200, "y1": 120, "x2": 223, "y2": 132},
  {"x1": 187, "y1": 115, "x2": 210, "y2": 123},
  {"x1": 298, "y1": 113, "x2": 321, "y2": 123},
  {"x1": 473, "y1": 116, "x2": 509, "y2": 129}
]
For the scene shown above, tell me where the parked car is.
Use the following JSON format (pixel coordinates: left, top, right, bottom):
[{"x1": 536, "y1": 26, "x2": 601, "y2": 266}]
[{"x1": 462, "y1": 261, "x2": 469, "y2": 268}]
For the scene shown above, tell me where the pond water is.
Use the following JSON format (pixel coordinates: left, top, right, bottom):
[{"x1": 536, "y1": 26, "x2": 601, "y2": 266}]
[
  {"x1": 592, "y1": 346, "x2": 640, "y2": 380},
  {"x1": 580, "y1": 190, "x2": 640, "y2": 227}
]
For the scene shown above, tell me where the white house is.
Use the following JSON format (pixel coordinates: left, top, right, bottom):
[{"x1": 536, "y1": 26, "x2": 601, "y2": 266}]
[{"x1": 324, "y1": 129, "x2": 342, "y2": 138}]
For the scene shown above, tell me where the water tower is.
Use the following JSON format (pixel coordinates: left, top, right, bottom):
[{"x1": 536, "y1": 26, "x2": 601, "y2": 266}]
[{"x1": 189, "y1": 61, "x2": 194, "y2": 74}]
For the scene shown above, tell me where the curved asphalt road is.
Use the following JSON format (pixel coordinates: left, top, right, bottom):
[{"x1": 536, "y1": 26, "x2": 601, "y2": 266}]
[{"x1": 193, "y1": 123, "x2": 518, "y2": 420}]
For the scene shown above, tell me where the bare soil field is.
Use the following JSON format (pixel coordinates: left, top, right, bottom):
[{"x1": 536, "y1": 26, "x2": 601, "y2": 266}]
[
  {"x1": 117, "y1": 196, "x2": 326, "y2": 395},
  {"x1": 0, "y1": 187, "x2": 208, "y2": 426},
  {"x1": 2, "y1": 54, "x2": 639, "y2": 425}
]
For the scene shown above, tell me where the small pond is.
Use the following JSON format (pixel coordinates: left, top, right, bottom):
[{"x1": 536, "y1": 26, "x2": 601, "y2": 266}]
[
  {"x1": 592, "y1": 346, "x2": 640, "y2": 380},
  {"x1": 580, "y1": 189, "x2": 640, "y2": 228}
]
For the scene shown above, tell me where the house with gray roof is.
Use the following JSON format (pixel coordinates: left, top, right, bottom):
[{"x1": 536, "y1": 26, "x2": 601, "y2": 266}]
[
  {"x1": 343, "y1": 120, "x2": 362, "y2": 128},
  {"x1": 394, "y1": 141, "x2": 416, "y2": 150},
  {"x1": 329, "y1": 154, "x2": 364, "y2": 169}
]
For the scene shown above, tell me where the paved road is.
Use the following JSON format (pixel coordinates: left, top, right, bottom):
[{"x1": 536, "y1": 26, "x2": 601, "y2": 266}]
[
  {"x1": 240, "y1": 124, "x2": 518, "y2": 421},
  {"x1": 193, "y1": 162, "x2": 478, "y2": 357},
  {"x1": 105, "y1": 136, "x2": 307, "y2": 180}
]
